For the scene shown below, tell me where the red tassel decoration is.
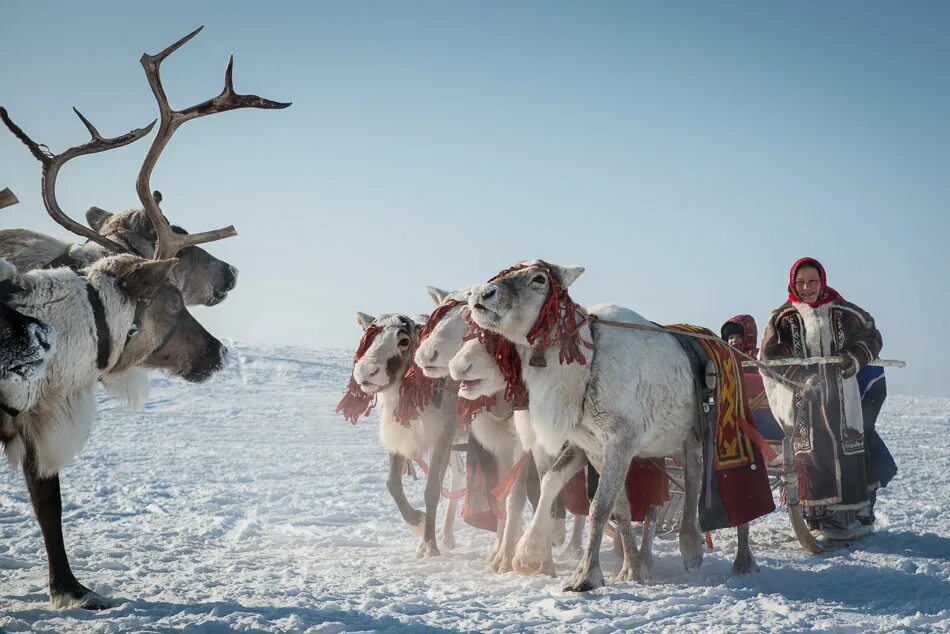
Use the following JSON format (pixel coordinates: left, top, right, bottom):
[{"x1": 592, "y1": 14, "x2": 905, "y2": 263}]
[
  {"x1": 488, "y1": 262, "x2": 593, "y2": 367},
  {"x1": 457, "y1": 394, "x2": 497, "y2": 427},
  {"x1": 335, "y1": 325, "x2": 382, "y2": 423}
]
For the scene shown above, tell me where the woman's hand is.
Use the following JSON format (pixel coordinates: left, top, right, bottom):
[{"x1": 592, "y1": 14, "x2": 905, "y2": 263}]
[{"x1": 801, "y1": 374, "x2": 822, "y2": 401}]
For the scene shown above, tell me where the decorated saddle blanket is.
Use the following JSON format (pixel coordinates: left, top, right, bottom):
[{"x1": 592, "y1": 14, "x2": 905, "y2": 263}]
[
  {"x1": 667, "y1": 324, "x2": 776, "y2": 531},
  {"x1": 560, "y1": 459, "x2": 669, "y2": 522}
]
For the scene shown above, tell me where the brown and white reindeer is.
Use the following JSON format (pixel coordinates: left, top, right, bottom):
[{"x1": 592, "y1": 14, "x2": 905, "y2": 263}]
[
  {"x1": 0, "y1": 27, "x2": 289, "y2": 609},
  {"x1": 468, "y1": 259, "x2": 760, "y2": 592},
  {"x1": 337, "y1": 312, "x2": 461, "y2": 558}
]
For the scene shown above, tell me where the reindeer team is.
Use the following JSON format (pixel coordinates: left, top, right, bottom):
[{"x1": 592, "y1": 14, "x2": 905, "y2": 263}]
[{"x1": 1, "y1": 28, "x2": 771, "y2": 612}]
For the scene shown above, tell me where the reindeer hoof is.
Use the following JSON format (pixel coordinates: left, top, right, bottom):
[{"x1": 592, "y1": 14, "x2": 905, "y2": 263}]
[
  {"x1": 683, "y1": 553, "x2": 704, "y2": 572},
  {"x1": 489, "y1": 550, "x2": 514, "y2": 573},
  {"x1": 732, "y1": 554, "x2": 760, "y2": 576},
  {"x1": 416, "y1": 539, "x2": 441, "y2": 559},
  {"x1": 50, "y1": 582, "x2": 115, "y2": 610},
  {"x1": 440, "y1": 533, "x2": 456, "y2": 551},
  {"x1": 615, "y1": 559, "x2": 650, "y2": 583},
  {"x1": 563, "y1": 566, "x2": 604, "y2": 593},
  {"x1": 406, "y1": 511, "x2": 426, "y2": 537}
]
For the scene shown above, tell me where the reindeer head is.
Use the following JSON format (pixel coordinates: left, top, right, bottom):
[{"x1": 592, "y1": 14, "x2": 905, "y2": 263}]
[
  {"x1": 86, "y1": 206, "x2": 238, "y2": 307},
  {"x1": 469, "y1": 259, "x2": 585, "y2": 345},
  {"x1": 0, "y1": 260, "x2": 56, "y2": 383},
  {"x1": 449, "y1": 337, "x2": 506, "y2": 401},
  {"x1": 413, "y1": 287, "x2": 472, "y2": 379},
  {"x1": 351, "y1": 313, "x2": 419, "y2": 394},
  {"x1": 0, "y1": 26, "x2": 289, "y2": 308},
  {"x1": 88, "y1": 255, "x2": 227, "y2": 383}
]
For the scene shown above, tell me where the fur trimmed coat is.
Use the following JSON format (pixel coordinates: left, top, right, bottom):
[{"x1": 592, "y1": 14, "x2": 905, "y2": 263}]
[{"x1": 760, "y1": 298, "x2": 883, "y2": 512}]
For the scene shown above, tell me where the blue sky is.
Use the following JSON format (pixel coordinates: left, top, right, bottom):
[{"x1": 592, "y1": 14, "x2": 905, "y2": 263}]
[{"x1": 2, "y1": 2, "x2": 947, "y2": 396}]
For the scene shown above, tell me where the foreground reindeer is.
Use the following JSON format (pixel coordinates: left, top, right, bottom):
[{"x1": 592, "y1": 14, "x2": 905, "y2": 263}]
[
  {"x1": 0, "y1": 27, "x2": 288, "y2": 609},
  {"x1": 468, "y1": 259, "x2": 759, "y2": 591},
  {"x1": 337, "y1": 313, "x2": 459, "y2": 557},
  {"x1": 0, "y1": 260, "x2": 56, "y2": 386},
  {"x1": 0, "y1": 254, "x2": 226, "y2": 608}
]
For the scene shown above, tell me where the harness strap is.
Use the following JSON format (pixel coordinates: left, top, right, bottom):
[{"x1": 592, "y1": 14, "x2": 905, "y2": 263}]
[
  {"x1": 84, "y1": 282, "x2": 112, "y2": 371},
  {"x1": 587, "y1": 314, "x2": 810, "y2": 389}
]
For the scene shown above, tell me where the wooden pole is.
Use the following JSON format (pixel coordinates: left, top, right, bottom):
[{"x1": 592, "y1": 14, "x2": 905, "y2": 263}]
[{"x1": 743, "y1": 357, "x2": 906, "y2": 368}]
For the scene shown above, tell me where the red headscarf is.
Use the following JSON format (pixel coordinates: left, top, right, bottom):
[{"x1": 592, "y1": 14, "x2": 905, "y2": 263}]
[
  {"x1": 787, "y1": 257, "x2": 843, "y2": 308},
  {"x1": 720, "y1": 314, "x2": 759, "y2": 358}
]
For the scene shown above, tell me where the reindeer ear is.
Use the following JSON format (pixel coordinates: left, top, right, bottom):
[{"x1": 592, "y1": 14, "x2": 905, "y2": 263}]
[
  {"x1": 356, "y1": 312, "x2": 376, "y2": 331},
  {"x1": 552, "y1": 264, "x2": 585, "y2": 288},
  {"x1": 86, "y1": 207, "x2": 113, "y2": 232},
  {"x1": 121, "y1": 258, "x2": 179, "y2": 299},
  {"x1": 426, "y1": 286, "x2": 450, "y2": 306}
]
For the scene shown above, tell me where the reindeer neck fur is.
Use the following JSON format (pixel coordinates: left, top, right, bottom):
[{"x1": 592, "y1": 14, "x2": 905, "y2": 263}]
[
  {"x1": 470, "y1": 402, "x2": 520, "y2": 461},
  {"x1": 375, "y1": 379, "x2": 455, "y2": 461},
  {"x1": 0, "y1": 265, "x2": 137, "y2": 476},
  {"x1": 517, "y1": 322, "x2": 593, "y2": 457}
]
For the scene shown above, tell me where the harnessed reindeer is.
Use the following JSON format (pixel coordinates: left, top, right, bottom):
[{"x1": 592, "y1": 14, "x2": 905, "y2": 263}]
[
  {"x1": 468, "y1": 259, "x2": 759, "y2": 592},
  {"x1": 337, "y1": 312, "x2": 463, "y2": 557},
  {"x1": 0, "y1": 27, "x2": 289, "y2": 609}
]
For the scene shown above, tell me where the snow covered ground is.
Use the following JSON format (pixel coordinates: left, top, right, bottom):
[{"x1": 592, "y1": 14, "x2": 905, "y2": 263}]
[{"x1": 1, "y1": 343, "x2": 948, "y2": 633}]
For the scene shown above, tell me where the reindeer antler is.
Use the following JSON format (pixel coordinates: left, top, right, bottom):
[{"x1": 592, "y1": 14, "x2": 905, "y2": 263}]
[
  {"x1": 0, "y1": 107, "x2": 155, "y2": 251},
  {"x1": 136, "y1": 26, "x2": 292, "y2": 259},
  {"x1": 0, "y1": 188, "x2": 19, "y2": 210}
]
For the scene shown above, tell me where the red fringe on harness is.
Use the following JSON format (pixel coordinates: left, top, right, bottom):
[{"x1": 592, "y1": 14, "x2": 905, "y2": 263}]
[
  {"x1": 393, "y1": 303, "x2": 467, "y2": 426},
  {"x1": 464, "y1": 315, "x2": 528, "y2": 408},
  {"x1": 457, "y1": 395, "x2": 497, "y2": 427},
  {"x1": 335, "y1": 325, "x2": 382, "y2": 423},
  {"x1": 394, "y1": 351, "x2": 436, "y2": 426},
  {"x1": 419, "y1": 299, "x2": 464, "y2": 343},
  {"x1": 489, "y1": 262, "x2": 592, "y2": 366}
]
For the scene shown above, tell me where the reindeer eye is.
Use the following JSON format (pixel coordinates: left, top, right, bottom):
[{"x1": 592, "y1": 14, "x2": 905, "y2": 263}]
[
  {"x1": 398, "y1": 337, "x2": 411, "y2": 349},
  {"x1": 531, "y1": 274, "x2": 547, "y2": 285},
  {"x1": 127, "y1": 323, "x2": 139, "y2": 338}
]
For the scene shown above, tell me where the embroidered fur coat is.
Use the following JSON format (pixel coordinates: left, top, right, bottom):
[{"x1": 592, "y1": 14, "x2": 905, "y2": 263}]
[{"x1": 760, "y1": 298, "x2": 883, "y2": 511}]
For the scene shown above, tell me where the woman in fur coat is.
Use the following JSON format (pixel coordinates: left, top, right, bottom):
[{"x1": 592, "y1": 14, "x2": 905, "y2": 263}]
[{"x1": 760, "y1": 257, "x2": 883, "y2": 540}]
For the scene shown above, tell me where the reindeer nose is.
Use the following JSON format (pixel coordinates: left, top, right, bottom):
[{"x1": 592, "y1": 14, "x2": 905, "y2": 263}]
[
  {"x1": 482, "y1": 287, "x2": 497, "y2": 300},
  {"x1": 427, "y1": 349, "x2": 439, "y2": 363}
]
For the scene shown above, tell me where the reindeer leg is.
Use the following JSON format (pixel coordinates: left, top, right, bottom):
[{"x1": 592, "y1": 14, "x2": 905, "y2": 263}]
[
  {"x1": 491, "y1": 459, "x2": 528, "y2": 573},
  {"x1": 514, "y1": 446, "x2": 586, "y2": 577},
  {"x1": 612, "y1": 492, "x2": 648, "y2": 583},
  {"x1": 22, "y1": 452, "x2": 112, "y2": 610},
  {"x1": 564, "y1": 439, "x2": 632, "y2": 592},
  {"x1": 732, "y1": 523, "x2": 759, "y2": 575},
  {"x1": 440, "y1": 451, "x2": 464, "y2": 551},
  {"x1": 680, "y1": 435, "x2": 705, "y2": 572},
  {"x1": 417, "y1": 419, "x2": 454, "y2": 558},
  {"x1": 387, "y1": 453, "x2": 425, "y2": 536},
  {"x1": 639, "y1": 505, "x2": 657, "y2": 572},
  {"x1": 565, "y1": 514, "x2": 585, "y2": 557},
  {"x1": 532, "y1": 448, "x2": 567, "y2": 548}
]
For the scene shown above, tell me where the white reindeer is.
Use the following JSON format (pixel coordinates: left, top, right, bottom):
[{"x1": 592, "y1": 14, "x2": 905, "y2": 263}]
[
  {"x1": 339, "y1": 313, "x2": 462, "y2": 557},
  {"x1": 467, "y1": 259, "x2": 758, "y2": 591}
]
